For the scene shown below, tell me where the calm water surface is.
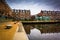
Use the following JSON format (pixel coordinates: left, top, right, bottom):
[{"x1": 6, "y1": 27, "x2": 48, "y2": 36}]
[
  {"x1": 23, "y1": 23, "x2": 60, "y2": 40},
  {"x1": 28, "y1": 28, "x2": 60, "y2": 40}
]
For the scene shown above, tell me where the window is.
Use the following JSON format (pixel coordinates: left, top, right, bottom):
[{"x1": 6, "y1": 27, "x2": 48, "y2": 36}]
[{"x1": 43, "y1": 11, "x2": 47, "y2": 13}]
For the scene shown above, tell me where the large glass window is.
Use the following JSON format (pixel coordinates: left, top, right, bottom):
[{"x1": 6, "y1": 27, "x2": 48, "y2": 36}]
[{"x1": 35, "y1": 16, "x2": 50, "y2": 21}]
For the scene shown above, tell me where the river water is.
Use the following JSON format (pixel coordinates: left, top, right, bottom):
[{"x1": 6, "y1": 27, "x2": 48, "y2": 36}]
[
  {"x1": 25, "y1": 24, "x2": 60, "y2": 40},
  {"x1": 27, "y1": 28, "x2": 60, "y2": 40}
]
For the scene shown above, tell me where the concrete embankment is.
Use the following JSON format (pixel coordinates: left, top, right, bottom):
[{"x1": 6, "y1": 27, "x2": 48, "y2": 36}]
[{"x1": 13, "y1": 22, "x2": 29, "y2": 40}]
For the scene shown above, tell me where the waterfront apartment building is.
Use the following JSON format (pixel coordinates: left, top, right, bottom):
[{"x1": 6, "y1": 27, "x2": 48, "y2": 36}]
[
  {"x1": 12, "y1": 9, "x2": 31, "y2": 20},
  {"x1": 37, "y1": 10, "x2": 60, "y2": 20}
]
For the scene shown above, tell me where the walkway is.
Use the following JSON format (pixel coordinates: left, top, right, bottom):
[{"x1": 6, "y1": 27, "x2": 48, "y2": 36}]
[
  {"x1": 0, "y1": 21, "x2": 29, "y2": 40},
  {"x1": 13, "y1": 22, "x2": 29, "y2": 40}
]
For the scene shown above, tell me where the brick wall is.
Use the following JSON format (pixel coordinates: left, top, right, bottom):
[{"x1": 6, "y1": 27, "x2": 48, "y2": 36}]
[
  {"x1": 37, "y1": 10, "x2": 60, "y2": 20},
  {"x1": 12, "y1": 9, "x2": 31, "y2": 20}
]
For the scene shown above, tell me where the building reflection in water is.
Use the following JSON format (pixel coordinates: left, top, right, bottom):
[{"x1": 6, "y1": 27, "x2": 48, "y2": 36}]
[
  {"x1": 23, "y1": 23, "x2": 60, "y2": 40},
  {"x1": 23, "y1": 23, "x2": 60, "y2": 34}
]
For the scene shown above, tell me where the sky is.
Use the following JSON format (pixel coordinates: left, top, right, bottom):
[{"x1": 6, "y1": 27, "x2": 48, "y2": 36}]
[{"x1": 6, "y1": 0, "x2": 60, "y2": 15}]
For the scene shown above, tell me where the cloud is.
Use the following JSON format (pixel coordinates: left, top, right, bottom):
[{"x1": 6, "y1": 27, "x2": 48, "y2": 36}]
[
  {"x1": 6, "y1": 0, "x2": 60, "y2": 15},
  {"x1": 7, "y1": 0, "x2": 60, "y2": 8},
  {"x1": 10, "y1": 2, "x2": 54, "y2": 15}
]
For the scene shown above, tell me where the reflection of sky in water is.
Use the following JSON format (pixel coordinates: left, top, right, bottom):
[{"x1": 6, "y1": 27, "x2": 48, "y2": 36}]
[{"x1": 28, "y1": 28, "x2": 60, "y2": 40}]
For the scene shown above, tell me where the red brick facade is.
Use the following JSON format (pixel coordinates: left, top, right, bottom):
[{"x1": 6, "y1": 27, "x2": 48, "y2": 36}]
[
  {"x1": 0, "y1": 0, "x2": 12, "y2": 17},
  {"x1": 37, "y1": 10, "x2": 60, "y2": 20},
  {"x1": 12, "y1": 9, "x2": 31, "y2": 20}
]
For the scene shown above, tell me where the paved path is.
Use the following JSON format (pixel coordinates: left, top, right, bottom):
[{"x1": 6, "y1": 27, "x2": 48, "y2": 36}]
[
  {"x1": 0, "y1": 21, "x2": 29, "y2": 40},
  {"x1": 13, "y1": 22, "x2": 29, "y2": 40}
]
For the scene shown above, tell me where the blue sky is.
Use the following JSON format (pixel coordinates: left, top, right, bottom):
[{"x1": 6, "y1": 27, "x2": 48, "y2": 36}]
[{"x1": 6, "y1": 0, "x2": 60, "y2": 15}]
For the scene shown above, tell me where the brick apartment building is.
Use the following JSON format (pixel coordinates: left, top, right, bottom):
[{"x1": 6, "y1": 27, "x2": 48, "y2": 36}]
[
  {"x1": 0, "y1": 0, "x2": 12, "y2": 18},
  {"x1": 0, "y1": 0, "x2": 31, "y2": 20},
  {"x1": 12, "y1": 9, "x2": 31, "y2": 20},
  {"x1": 37, "y1": 10, "x2": 60, "y2": 20}
]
